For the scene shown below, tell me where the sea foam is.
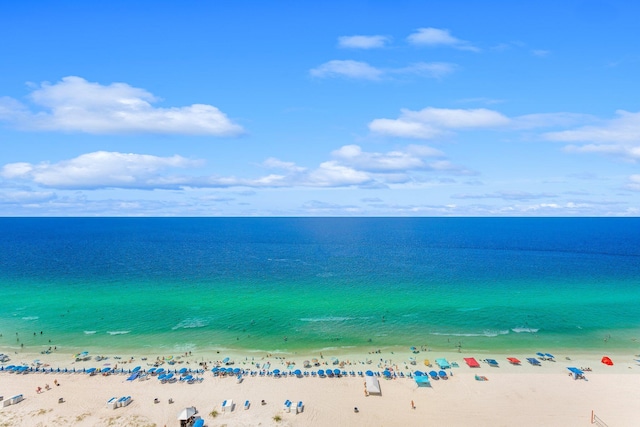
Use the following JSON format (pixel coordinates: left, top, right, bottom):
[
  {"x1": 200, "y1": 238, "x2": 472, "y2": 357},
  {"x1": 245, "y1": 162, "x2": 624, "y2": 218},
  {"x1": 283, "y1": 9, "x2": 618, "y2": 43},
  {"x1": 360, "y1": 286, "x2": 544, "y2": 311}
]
[
  {"x1": 511, "y1": 327, "x2": 539, "y2": 333},
  {"x1": 172, "y1": 318, "x2": 209, "y2": 330},
  {"x1": 300, "y1": 317, "x2": 354, "y2": 322}
]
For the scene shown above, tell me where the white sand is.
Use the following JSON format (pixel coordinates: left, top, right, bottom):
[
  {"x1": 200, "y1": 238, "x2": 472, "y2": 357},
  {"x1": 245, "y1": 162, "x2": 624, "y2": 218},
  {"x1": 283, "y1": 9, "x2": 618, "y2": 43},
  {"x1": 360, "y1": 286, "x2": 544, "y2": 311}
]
[{"x1": 1, "y1": 348, "x2": 639, "y2": 426}]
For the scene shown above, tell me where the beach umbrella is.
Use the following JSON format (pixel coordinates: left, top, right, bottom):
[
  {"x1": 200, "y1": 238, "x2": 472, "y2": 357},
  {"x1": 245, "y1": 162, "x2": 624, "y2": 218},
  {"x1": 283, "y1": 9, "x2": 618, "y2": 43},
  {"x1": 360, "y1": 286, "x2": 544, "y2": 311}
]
[
  {"x1": 318, "y1": 369, "x2": 325, "y2": 376},
  {"x1": 177, "y1": 407, "x2": 197, "y2": 420},
  {"x1": 293, "y1": 369, "x2": 302, "y2": 376},
  {"x1": 225, "y1": 367, "x2": 233, "y2": 374},
  {"x1": 333, "y1": 369, "x2": 340, "y2": 376},
  {"x1": 365, "y1": 370, "x2": 373, "y2": 376},
  {"x1": 222, "y1": 357, "x2": 230, "y2": 364},
  {"x1": 132, "y1": 366, "x2": 141, "y2": 373},
  {"x1": 414, "y1": 370, "x2": 424, "y2": 376},
  {"x1": 273, "y1": 369, "x2": 281, "y2": 375},
  {"x1": 383, "y1": 370, "x2": 391, "y2": 378},
  {"x1": 156, "y1": 368, "x2": 165, "y2": 375},
  {"x1": 211, "y1": 367, "x2": 219, "y2": 373},
  {"x1": 233, "y1": 368, "x2": 241, "y2": 374},
  {"x1": 179, "y1": 367, "x2": 188, "y2": 375},
  {"x1": 86, "y1": 367, "x2": 96, "y2": 374}
]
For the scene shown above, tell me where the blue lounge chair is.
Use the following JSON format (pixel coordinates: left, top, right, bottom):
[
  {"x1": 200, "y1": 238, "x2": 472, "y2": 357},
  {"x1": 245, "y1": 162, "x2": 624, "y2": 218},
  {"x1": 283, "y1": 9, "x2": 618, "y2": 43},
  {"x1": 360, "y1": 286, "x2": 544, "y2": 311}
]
[{"x1": 527, "y1": 357, "x2": 541, "y2": 366}]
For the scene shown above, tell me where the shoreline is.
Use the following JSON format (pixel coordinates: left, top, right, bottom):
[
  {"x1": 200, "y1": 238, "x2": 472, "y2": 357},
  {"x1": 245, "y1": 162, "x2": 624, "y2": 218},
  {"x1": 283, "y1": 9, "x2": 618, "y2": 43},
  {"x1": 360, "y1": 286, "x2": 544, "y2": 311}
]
[{"x1": 2, "y1": 346, "x2": 639, "y2": 426}]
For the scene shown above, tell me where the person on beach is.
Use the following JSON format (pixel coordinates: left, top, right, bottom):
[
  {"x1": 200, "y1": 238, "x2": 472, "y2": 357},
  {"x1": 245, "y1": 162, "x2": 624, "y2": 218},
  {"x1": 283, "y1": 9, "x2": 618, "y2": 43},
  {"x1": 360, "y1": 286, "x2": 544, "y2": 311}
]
[{"x1": 411, "y1": 400, "x2": 415, "y2": 409}]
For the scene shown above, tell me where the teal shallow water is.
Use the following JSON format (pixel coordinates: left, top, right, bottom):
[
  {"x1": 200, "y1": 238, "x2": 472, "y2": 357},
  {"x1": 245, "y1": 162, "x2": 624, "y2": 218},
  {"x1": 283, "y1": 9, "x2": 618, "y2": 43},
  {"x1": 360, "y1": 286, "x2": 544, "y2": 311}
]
[{"x1": 1, "y1": 218, "x2": 640, "y2": 355}]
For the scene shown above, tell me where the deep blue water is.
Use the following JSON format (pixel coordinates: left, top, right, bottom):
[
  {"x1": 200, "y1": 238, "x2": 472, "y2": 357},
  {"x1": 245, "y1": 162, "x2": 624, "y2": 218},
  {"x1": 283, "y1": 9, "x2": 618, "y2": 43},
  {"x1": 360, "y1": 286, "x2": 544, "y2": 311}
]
[{"x1": 1, "y1": 218, "x2": 639, "y2": 354}]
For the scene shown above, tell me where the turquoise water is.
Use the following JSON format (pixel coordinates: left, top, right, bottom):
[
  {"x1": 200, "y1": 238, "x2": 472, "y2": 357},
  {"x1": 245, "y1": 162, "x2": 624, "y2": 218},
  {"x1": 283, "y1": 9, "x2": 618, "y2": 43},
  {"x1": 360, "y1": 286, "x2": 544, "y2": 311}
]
[{"x1": 1, "y1": 218, "x2": 639, "y2": 354}]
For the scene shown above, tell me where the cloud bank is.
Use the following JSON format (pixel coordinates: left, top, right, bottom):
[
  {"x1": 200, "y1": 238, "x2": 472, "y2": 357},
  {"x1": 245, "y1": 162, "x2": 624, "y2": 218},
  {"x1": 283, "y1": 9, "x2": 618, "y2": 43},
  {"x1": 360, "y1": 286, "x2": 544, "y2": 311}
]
[{"x1": 0, "y1": 76, "x2": 244, "y2": 135}]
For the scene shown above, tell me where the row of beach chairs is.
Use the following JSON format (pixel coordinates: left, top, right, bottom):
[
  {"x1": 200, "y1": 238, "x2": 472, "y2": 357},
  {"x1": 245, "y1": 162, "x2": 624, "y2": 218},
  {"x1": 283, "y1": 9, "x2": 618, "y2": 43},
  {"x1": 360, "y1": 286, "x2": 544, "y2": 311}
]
[
  {"x1": 106, "y1": 395, "x2": 132, "y2": 409},
  {"x1": 283, "y1": 399, "x2": 304, "y2": 414}
]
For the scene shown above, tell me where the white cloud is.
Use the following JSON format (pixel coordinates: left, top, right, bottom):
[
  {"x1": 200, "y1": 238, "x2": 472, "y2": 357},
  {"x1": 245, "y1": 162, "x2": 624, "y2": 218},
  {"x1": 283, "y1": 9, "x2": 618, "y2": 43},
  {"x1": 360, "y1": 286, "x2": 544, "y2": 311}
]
[
  {"x1": 306, "y1": 161, "x2": 373, "y2": 187},
  {"x1": 331, "y1": 144, "x2": 442, "y2": 172},
  {"x1": 310, "y1": 60, "x2": 455, "y2": 81},
  {"x1": 310, "y1": 60, "x2": 383, "y2": 80},
  {"x1": 545, "y1": 110, "x2": 640, "y2": 143},
  {"x1": 0, "y1": 190, "x2": 56, "y2": 204},
  {"x1": 2, "y1": 143, "x2": 468, "y2": 192},
  {"x1": 338, "y1": 35, "x2": 390, "y2": 49},
  {"x1": 407, "y1": 27, "x2": 479, "y2": 52},
  {"x1": 545, "y1": 110, "x2": 640, "y2": 162},
  {"x1": 532, "y1": 49, "x2": 550, "y2": 57},
  {"x1": 391, "y1": 62, "x2": 456, "y2": 79},
  {"x1": 261, "y1": 157, "x2": 307, "y2": 172},
  {"x1": 369, "y1": 107, "x2": 510, "y2": 138},
  {"x1": 1, "y1": 151, "x2": 202, "y2": 189},
  {"x1": 512, "y1": 112, "x2": 595, "y2": 129},
  {"x1": 626, "y1": 175, "x2": 640, "y2": 191},
  {"x1": 0, "y1": 76, "x2": 244, "y2": 135}
]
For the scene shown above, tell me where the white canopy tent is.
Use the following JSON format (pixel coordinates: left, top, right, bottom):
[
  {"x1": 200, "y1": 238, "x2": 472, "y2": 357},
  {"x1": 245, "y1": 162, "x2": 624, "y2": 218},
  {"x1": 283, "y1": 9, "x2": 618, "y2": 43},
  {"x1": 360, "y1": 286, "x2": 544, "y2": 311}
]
[
  {"x1": 365, "y1": 375, "x2": 381, "y2": 394},
  {"x1": 177, "y1": 406, "x2": 197, "y2": 420}
]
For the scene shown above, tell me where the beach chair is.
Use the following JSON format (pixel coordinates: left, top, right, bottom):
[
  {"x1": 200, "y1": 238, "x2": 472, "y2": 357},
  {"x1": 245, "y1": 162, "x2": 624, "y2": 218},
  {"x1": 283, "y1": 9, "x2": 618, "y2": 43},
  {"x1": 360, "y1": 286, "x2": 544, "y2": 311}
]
[
  {"x1": 436, "y1": 358, "x2": 451, "y2": 369},
  {"x1": 107, "y1": 397, "x2": 118, "y2": 409},
  {"x1": 485, "y1": 358, "x2": 499, "y2": 367},
  {"x1": 527, "y1": 357, "x2": 541, "y2": 366},
  {"x1": 244, "y1": 400, "x2": 250, "y2": 410},
  {"x1": 283, "y1": 400, "x2": 292, "y2": 412},
  {"x1": 297, "y1": 401, "x2": 304, "y2": 414}
]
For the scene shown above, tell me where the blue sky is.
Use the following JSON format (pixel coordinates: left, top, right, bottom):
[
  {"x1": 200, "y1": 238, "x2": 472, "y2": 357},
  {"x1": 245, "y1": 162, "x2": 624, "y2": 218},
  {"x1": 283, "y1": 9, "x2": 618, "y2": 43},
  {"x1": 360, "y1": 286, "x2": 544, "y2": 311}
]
[{"x1": 1, "y1": 0, "x2": 639, "y2": 216}]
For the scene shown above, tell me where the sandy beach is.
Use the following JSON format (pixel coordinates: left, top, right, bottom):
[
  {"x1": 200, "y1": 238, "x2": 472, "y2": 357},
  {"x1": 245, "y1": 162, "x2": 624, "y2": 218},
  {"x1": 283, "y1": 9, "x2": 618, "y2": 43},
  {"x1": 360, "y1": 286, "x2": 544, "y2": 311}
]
[{"x1": 1, "y1": 347, "x2": 639, "y2": 426}]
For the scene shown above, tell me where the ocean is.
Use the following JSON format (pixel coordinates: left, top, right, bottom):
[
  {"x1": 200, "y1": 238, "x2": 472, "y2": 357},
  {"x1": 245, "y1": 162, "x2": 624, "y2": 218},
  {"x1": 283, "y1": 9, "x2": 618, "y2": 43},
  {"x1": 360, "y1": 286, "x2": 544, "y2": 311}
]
[{"x1": 1, "y1": 217, "x2": 639, "y2": 355}]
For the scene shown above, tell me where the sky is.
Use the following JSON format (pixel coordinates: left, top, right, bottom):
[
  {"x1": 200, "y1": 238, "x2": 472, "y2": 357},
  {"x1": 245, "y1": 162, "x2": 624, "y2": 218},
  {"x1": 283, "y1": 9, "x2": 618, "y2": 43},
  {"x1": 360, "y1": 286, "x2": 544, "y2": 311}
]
[{"x1": 1, "y1": 0, "x2": 639, "y2": 216}]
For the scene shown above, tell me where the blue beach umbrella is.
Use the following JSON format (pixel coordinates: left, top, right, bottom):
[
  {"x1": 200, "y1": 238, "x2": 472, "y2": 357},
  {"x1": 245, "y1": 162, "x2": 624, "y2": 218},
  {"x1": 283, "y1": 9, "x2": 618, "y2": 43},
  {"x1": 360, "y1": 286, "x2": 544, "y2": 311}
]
[
  {"x1": 293, "y1": 369, "x2": 302, "y2": 376},
  {"x1": 414, "y1": 370, "x2": 424, "y2": 376},
  {"x1": 273, "y1": 369, "x2": 281, "y2": 375},
  {"x1": 317, "y1": 369, "x2": 325, "y2": 376},
  {"x1": 132, "y1": 366, "x2": 141, "y2": 373},
  {"x1": 211, "y1": 367, "x2": 219, "y2": 373},
  {"x1": 233, "y1": 368, "x2": 241, "y2": 374},
  {"x1": 365, "y1": 370, "x2": 373, "y2": 376},
  {"x1": 156, "y1": 368, "x2": 165, "y2": 375},
  {"x1": 333, "y1": 369, "x2": 340, "y2": 376},
  {"x1": 383, "y1": 370, "x2": 391, "y2": 378},
  {"x1": 179, "y1": 367, "x2": 187, "y2": 375},
  {"x1": 225, "y1": 368, "x2": 233, "y2": 374}
]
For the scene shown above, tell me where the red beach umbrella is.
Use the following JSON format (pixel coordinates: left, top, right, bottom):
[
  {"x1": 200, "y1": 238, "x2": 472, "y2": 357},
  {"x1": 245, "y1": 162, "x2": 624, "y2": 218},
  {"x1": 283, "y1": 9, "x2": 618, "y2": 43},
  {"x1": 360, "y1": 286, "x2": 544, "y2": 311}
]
[{"x1": 601, "y1": 356, "x2": 613, "y2": 366}]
